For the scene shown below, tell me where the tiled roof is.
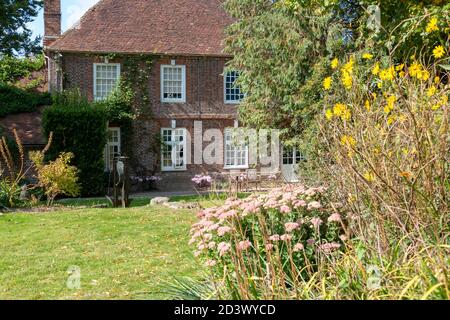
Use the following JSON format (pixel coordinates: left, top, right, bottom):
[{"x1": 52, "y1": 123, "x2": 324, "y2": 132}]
[
  {"x1": 0, "y1": 107, "x2": 45, "y2": 145},
  {"x1": 48, "y1": 0, "x2": 233, "y2": 56}
]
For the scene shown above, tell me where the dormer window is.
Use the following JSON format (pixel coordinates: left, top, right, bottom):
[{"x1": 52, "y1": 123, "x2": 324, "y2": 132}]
[
  {"x1": 161, "y1": 65, "x2": 186, "y2": 103},
  {"x1": 93, "y1": 63, "x2": 120, "y2": 101},
  {"x1": 224, "y1": 70, "x2": 244, "y2": 104}
]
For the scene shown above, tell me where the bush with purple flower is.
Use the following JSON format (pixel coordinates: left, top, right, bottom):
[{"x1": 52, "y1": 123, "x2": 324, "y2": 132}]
[{"x1": 191, "y1": 174, "x2": 212, "y2": 189}]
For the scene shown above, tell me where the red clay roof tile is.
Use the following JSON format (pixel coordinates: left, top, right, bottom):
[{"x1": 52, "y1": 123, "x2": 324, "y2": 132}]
[{"x1": 47, "y1": 0, "x2": 233, "y2": 56}]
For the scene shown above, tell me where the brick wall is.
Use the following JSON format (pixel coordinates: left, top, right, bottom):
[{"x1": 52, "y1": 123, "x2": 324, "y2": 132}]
[{"x1": 52, "y1": 53, "x2": 242, "y2": 189}]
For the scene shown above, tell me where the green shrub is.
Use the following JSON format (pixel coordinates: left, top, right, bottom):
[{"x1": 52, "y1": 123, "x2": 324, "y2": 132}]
[
  {"x1": 29, "y1": 151, "x2": 80, "y2": 205},
  {"x1": 0, "y1": 84, "x2": 51, "y2": 117},
  {"x1": 42, "y1": 90, "x2": 108, "y2": 196},
  {"x1": 0, "y1": 54, "x2": 45, "y2": 84}
]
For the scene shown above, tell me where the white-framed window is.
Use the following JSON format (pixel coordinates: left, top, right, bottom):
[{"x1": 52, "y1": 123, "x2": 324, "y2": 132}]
[
  {"x1": 161, "y1": 65, "x2": 186, "y2": 103},
  {"x1": 224, "y1": 128, "x2": 248, "y2": 169},
  {"x1": 224, "y1": 70, "x2": 244, "y2": 104},
  {"x1": 161, "y1": 128, "x2": 187, "y2": 171},
  {"x1": 104, "y1": 127, "x2": 121, "y2": 171},
  {"x1": 282, "y1": 147, "x2": 306, "y2": 165},
  {"x1": 93, "y1": 63, "x2": 121, "y2": 101}
]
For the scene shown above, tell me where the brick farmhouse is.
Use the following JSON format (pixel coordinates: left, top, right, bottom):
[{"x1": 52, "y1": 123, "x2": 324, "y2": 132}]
[{"x1": 43, "y1": 0, "x2": 302, "y2": 189}]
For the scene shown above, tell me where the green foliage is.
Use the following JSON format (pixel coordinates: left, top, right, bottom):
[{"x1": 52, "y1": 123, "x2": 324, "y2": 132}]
[
  {"x1": 0, "y1": 83, "x2": 51, "y2": 117},
  {"x1": 29, "y1": 151, "x2": 80, "y2": 205},
  {"x1": 42, "y1": 90, "x2": 108, "y2": 196},
  {"x1": 0, "y1": 0, "x2": 42, "y2": 56},
  {"x1": 356, "y1": 0, "x2": 450, "y2": 60},
  {"x1": 0, "y1": 54, "x2": 45, "y2": 84},
  {"x1": 0, "y1": 179, "x2": 21, "y2": 208},
  {"x1": 98, "y1": 80, "x2": 135, "y2": 122},
  {"x1": 224, "y1": 0, "x2": 344, "y2": 146}
]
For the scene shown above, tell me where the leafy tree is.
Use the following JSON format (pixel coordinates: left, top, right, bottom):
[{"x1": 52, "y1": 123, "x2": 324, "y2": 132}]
[
  {"x1": 224, "y1": 0, "x2": 449, "y2": 154},
  {"x1": 0, "y1": 0, "x2": 43, "y2": 56},
  {"x1": 0, "y1": 54, "x2": 45, "y2": 84},
  {"x1": 223, "y1": 0, "x2": 345, "y2": 148}
]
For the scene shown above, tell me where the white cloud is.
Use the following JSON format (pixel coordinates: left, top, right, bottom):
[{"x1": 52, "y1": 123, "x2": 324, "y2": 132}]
[{"x1": 64, "y1": 0, "x2": 100, "y2": 31}]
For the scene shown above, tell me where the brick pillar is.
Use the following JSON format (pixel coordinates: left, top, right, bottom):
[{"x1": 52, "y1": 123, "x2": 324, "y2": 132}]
[{"x1": 44, "y1": 0, "x2": 61, "y2": 47}]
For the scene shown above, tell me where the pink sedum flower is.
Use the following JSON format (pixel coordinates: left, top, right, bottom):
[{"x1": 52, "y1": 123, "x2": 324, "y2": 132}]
[
  {"x1": 265, "y1": 243, "x2": 274, "y2": 251},
  {"x1": 208, "y1": 241, "x2": 216, "y2": 249},
  {"x1": 269, "y1": 234, "x2": 280, "y2": 242},
  {"x1": 327, "y1": 213, "x2": 341, "y2": 223},
  {"x1": 280, "y1": 234, "x2": 292, "y2": 241},
  {"x1": 318, "y1": 242, "x2": 341, "y2": 254},
  {"x1": 311, "y1": 217, "x2": 323, "y2": 229},
  {"x1": 279, "y1": 205, "x2": 292, "y2": 214},
  {"x1": 218, "y1": 242, "x2": 231, "y2": 256},
  {"x1": 205, "y1": 259, "x2": 217, "y2": 267},
  {"x1": 285, "y1": 222, "x2": 300, "y2": 233},
  {"x1": 238, "y1": 240, "x2": 252, "y2": 251},
  {"x1": 293, "y1": 243, "x2": 304, "y2": 252},
  {"x1": 217, "y1": 226, "x2": 232, "y2": 236},
  {"x1": 307, "y1": 201, "x2": 322, "y2": 210}
]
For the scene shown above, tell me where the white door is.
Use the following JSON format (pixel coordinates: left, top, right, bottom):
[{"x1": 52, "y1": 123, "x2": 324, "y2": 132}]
[{"x1": 281, "y1": 148, "x2": 305, "y2": 182}]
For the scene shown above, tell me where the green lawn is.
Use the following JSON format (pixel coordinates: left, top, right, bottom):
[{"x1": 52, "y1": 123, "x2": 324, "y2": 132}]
[{"x1": 0, "y1": 202, "x2": 203, "y2": 300}]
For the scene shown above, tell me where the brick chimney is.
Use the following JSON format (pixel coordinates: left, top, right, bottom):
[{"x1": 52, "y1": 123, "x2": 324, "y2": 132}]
[{"x1": 44, "y1": 0, "x2": 61, "y2": 47}]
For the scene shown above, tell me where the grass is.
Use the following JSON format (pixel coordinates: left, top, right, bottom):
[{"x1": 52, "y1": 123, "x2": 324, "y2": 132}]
[
  {"x1": 0, "y1": 201, "x2": 207, "y2": 300},
  {"x1": 53, "y1": 192, "x2": 250, "y2": 209}
]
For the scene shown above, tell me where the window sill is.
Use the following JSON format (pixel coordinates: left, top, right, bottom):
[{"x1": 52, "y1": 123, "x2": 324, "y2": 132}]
[
  {"x1": 161, "y1": 168, "x2": 187, "y2": 172},
  {"x1": 161, "y1": 99, "x2": 186, "y2": 104}
]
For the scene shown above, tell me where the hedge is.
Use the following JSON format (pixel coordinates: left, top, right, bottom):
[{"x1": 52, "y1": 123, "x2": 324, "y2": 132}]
[
  {"x1": 0, "y1": 84, "x2": 52, "y2": 117},
  {"x1": 42, "y1": 92, "x2": 108, "y2": 196}
]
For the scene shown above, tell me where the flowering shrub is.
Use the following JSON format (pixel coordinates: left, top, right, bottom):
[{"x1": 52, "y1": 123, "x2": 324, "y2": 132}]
[
  {"x1": 130, "y1": 175, "x2": 162, "y2": 183},
  {"x1": 190, "y1": 184, "x2": 345, "y2": 298},
  {"x1": 319, "y1": 47, "x2": 449, "y2": 243},
  {"x1": 191, "y1": 174, "x2": 212, "y2": 189}
]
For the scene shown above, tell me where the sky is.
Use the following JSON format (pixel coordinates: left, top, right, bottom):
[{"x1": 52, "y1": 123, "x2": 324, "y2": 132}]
[{"x1": 28, "y1": 0, "x2": 100, "y2": 42}]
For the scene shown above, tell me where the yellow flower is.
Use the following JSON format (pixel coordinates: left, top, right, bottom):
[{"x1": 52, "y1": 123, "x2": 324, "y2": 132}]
[
  {"x1": 409, "y1": 61, "x2": 422, "y2": 78},
  {"x1": 323, "y1": 76, "x2": 332, "y2": 90},
  {"x1": 384, "y1": 95, "x2": 396, "y2": 114},
  {"x1": 363, "y1": 171, "x2": 375, "y2": 182},
  {"x1": 399, "y1": 71, "x2": 405, "y2": 78},
  {"x1": 379, "y1": 66, "x2": 396, "y2": 81},
  {"x1": 434, "y1": 76, "x2": 440, "y2": 84},
  {"x1": 427, "y1": 85, "x2": 437, "y2": 97},
  {"x1": 419, "y1": 70, "x2": 430, "y2": 81},
  {"x1": 377, "y1": 81, "x2": 383, "y2": 89},
  {"x1": 341, "y1": 135, "x2": 356, "y2": 147},
  {"x1": 325, "y1": 109, "x2": 333, "y2": 120},
  {"x1": 387, "y1": 115, "x2": 397, "y2": 125},
  {"x1": 331, "y1": 58, "x2": 339, "y2": 69},
  {"x1": 342, "y1": 58, "x2": 354, "y2": 74},
  {"x1": 431, "y1": 104, "x2": 441, "y2": 110},
  {"x1": 426, "y1": 17, "x2": 439, "y2": 33},
  {"x1": 364, "y1": 99, "x2": 371, "y2": 111},
  {"x1": 372, "y1": 62, "x2": 380, "y2": 75},
  {"x1": 395, "y1": 64, "x2": 404, "y2": 71},
  {"x1": 362, "y1": 53, "x2": 373, "y2": 60},
  {"x1": 432, "y1": 45, "x2": 445, "y2": 59},
  {"x1": 440, "y1": 94, "x2": 448, "y2": 105},
  {"x1": 341, "y1": 71, "x2": 353, "y2": 89},
  {"x1": 333, "y1": 103, "x2": 351, "y2": 120}
]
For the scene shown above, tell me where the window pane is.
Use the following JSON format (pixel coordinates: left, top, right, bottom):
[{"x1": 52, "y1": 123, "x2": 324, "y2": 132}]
[{"x1": 162, "y1": 66, "x2": 184, "y2": 101}]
